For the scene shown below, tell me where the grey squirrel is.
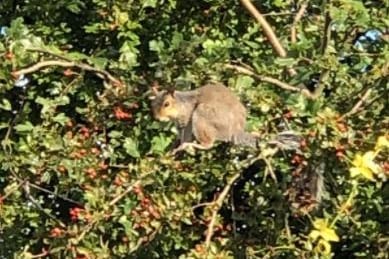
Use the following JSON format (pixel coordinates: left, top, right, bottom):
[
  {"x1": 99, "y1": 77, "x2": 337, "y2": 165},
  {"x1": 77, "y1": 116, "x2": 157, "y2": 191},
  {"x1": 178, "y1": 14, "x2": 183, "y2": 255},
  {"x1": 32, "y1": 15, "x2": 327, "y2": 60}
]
[
  {"x1": 150, "y1": 82, "x2": 324, "y2": 213},
  {"x1": 150, "y1": 82, "x2": 301, "y2": 154}
]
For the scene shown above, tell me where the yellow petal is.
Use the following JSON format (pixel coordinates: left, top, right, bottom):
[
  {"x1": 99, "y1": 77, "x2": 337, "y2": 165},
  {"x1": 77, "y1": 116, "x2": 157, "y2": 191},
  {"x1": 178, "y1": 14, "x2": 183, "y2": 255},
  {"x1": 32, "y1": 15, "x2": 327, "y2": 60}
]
[
  {"x1": 350, "y1": 167, "x2": 374, "y2": 180},
  {"x1": 376, "y1": 136, "x2": 389, "y2": 149},
  {"x1": 309, "y1": 230, "x2": 321, "y2": 240},
  {"x1": 315, "y1": 239, "x2": 332, "y2": 255},
  {"x1": 362, "y1": 151, "x2": 380, "y2": 174},
  {"x1": 320, "y1": 227, "x2": 340, "y2": 242},
  {"x1": 313, "y1": 219, "x2": 327, "y2": 229},
  {"x1": 352, "y1": 154, "x2": 363, "y2": 167}
]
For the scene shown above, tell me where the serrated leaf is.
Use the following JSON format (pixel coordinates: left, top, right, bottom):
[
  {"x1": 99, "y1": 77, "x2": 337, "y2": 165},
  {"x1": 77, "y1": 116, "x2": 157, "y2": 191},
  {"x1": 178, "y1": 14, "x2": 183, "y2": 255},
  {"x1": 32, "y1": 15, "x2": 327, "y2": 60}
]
[
  {"x1": 150, "y1": 134, "x2": 172, "y2": 153},
  {"x1": 123, "y1": 137, "x2": 140, "y2": 158},
  {"x1": 52, "y1": 113, "x2": 69, "y2": 126}
]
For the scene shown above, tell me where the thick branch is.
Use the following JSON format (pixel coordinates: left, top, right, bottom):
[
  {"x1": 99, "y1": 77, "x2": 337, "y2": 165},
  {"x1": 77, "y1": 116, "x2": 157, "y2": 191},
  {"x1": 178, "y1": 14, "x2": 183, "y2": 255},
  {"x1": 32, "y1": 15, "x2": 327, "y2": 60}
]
[
  {"x1": 291, "y1": 2, "x2": 308, "y2": 43},
  {"x1": 239, "y1": 0, "x2": 297, "y2": 76}
]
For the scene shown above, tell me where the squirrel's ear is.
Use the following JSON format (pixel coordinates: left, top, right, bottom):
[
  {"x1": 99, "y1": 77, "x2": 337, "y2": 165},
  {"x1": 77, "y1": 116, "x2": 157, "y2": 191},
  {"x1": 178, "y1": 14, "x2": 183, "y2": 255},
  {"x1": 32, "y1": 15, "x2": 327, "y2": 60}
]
[
  {"x1": 151, "y1": 85, "x2": 159, "y2": 96},
  {"x1": 167, "y1": 87, "x2": 176, "y2": 96}
]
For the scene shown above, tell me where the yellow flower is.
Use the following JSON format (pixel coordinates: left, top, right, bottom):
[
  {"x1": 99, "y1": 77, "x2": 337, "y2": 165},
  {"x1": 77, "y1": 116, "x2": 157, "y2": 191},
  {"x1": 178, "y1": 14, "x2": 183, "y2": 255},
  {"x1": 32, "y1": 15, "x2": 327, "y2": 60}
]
[
  {"x1": 309, "y1": 218, "x2": 339, "y2": 242},
  {"x1": 315, "y1": 239, "x2": 332, "y2": 256},
  {"x1": 349, "y1": 151, "x2": 380, "y2": 180},
  {"x1": 375, "y1": 136, "x2": 389, "y2": 150}
]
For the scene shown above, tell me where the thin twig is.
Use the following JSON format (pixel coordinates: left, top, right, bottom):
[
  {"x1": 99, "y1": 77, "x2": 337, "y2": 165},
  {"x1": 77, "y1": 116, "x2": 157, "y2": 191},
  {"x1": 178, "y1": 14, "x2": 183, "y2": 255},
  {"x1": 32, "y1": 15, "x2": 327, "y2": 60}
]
[
  {"x1": 23, "y1": 183, "x2": 67, "y2": 228},
  {"x1": 239, "y1": 0, "x2": 297, "y2": 76},
  {"x1": 28, "y1": 182, "x2": 83, "y2": 206},
  {"x1": 339, "y1": 88, "x2": 373, "y2": 120},
  {"x1": 191, "y1": 202, "x2": 214, "y2": 211},
  {"x1": 109, "y1": 180, "x2": 141, "y2": 206},
  {"x1": 321, "y1": 4, "x2": 332, "y2": 55},
  {"x1": 26, "y1": 47, "x2": 73, "y2": 62},
  {"x1": 262, "y1": 11, "x2": 293, "y2": 17},
  {"x1": 291, "y1": 2, "x2": 308, "y2": 44},
  {"x1": 28, "y1": 251, "x2": 50, "y2": 259},
  {"x1": 73, "y1": 174, "x2": 150, "y2": 245},
  {"x1": 225, "y1": 64, "x2": 314, "y2": 98},
  {"x1": 205, "y1": 172, "x2": 242, "y2": 248}
]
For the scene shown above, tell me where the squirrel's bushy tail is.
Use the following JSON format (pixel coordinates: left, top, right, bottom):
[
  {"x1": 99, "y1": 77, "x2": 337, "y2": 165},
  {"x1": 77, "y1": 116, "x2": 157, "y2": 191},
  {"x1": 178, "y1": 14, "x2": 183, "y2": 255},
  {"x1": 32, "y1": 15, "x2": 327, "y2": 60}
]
[
  {"x1": 232, "y1": 132, "x2": 259, "y2": 147},
  {"x1": 267, "y1": 131, "x2": 301, "y2": 150},
  {"x1": 234, "y1": 130, "x2": 301, "y2": 150},
  {"x1": 233, "y1": 130, "x2": 301, "y2": 150}
]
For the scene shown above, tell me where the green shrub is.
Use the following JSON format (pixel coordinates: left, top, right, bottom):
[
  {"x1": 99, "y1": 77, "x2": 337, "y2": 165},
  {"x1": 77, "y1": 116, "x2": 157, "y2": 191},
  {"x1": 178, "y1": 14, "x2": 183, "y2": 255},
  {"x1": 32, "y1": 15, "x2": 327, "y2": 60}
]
[{"x1": 0, "y1": 0, "x2": 388, "y2": 258}]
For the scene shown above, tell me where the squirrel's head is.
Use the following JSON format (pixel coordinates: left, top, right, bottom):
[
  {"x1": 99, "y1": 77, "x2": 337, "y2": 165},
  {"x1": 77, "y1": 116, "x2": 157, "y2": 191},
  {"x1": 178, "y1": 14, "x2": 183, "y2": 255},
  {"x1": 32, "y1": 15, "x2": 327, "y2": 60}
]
[{"x1": 150, "y1": 87, "x2": 179, "y2": 121}]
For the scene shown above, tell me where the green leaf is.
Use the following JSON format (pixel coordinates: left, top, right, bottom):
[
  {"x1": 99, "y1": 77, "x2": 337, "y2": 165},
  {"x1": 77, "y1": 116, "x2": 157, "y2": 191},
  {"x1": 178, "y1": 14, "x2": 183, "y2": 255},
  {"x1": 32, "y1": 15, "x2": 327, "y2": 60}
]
[
  {"x1": 235, "y1": 75, "x2": 254, "y2": 90},
  {"x1": 123, "y1": 137, "x2": 140, "y2": 158},
  {"x1": 119, "y1": 215, "x2": 135, "y2": 236},
  {"x1": 143, "y1": 0, "x2": 158, "y2": 8},
  {"x1": 52, "y1": 113, "x2": 69, "y2": 126},
  {"x1": 150, "y1": 134, "x2": 172, "y2": 153},
  {"x1": 0, "y1": 99, "x2": 12, "y2": 111},
  {"x1": 274, "y1": 58, "x2": 297, "y2": 66},
  {"x1": 14, "y1": 121, "x2": 34, "y2": 132}
]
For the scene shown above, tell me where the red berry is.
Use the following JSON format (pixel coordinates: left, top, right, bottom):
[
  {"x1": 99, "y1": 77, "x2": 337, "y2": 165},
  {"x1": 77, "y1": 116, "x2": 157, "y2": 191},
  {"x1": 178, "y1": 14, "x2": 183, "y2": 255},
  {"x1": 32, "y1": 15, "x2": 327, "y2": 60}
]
[
  {"x1": 5, "y1": 52, "x2": 14, "y2": 60},
  {"x1": 50, "y1": 227, "x2": 62, "y2": 237},
  {"x1": 63, "y1": 68, "x2": 74, "y2": 77}
]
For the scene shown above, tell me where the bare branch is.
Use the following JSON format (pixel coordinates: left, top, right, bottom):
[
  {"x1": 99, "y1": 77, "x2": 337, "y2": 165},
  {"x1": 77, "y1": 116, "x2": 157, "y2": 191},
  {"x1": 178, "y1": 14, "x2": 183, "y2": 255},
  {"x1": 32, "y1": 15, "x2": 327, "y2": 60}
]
[
  {"x1": 109, "y1": 180, "x2": 141, "y2": 206},
  {"x1": 73, "y1": 173, "x2": 151, "y2": 245},
  {"x1": 291, "y1": 2, "x2": 308, "y2": 44},
  {"x1": 205, "y1": 172, "x2": 241, "y2": 248},
  {"x1": 225, "y1": 64, "x2": 315, "y2": 98},
  {"x1": 339, "y1": 88, "x2": 373, "y2": 120},
  {"x1": 321, "y1": 7, "x2": 332, "y2": 55},
  {"x1": 262, "y1": 11, "x2": 293, "y2": 17},
  {"x1": 191, "y1": 202, "x2": 214, "y2": 211},
  {"x1": 13, "y1": 59, "x2": 122, "y2": 86},
  {"x1": 239, "y1": 0, "x2": 297, "y2": 76},
  {"x1": 13, "y1": 60, "x2": 75, "y2": 75}
]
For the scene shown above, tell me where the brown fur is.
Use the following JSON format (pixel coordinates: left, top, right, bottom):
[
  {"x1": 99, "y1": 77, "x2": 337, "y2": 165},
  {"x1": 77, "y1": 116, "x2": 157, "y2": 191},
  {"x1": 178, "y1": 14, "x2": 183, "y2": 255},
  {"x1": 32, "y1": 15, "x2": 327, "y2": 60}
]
[{"x1": 151, "y1": 83, "x2": 258, "y2": 153}]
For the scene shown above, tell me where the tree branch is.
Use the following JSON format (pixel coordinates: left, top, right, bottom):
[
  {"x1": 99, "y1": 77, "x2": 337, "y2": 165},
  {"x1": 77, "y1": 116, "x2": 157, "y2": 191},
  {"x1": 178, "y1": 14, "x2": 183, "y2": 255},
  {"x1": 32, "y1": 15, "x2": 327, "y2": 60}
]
[
  {"x1": 203, "y1": 152, "x2": 280, "y2": 248},
  {"x1": 291, "y1": 2, "x2": 308, "y2": 44},
  {"x1": 13, "y1": 59, "x2": 122, "y2": 86},
  {"x1": 239, "y1": 0, "x2": 297, "y2": 76},
  {"x1": 225, "y1": 64, "x2": 316, "y2": 98},
  {"x1": 73, "y1": 173, "x2": 151, "y2": 245},
  {"x1": 321, "y1": 5, "x2": 332, "y2": 55},
  {"x1": 339, "y1": 88, "x2": 373, "y2": 120},
  {"x1": 205, "y1": 172, "x2": 241, "y2": 248}
]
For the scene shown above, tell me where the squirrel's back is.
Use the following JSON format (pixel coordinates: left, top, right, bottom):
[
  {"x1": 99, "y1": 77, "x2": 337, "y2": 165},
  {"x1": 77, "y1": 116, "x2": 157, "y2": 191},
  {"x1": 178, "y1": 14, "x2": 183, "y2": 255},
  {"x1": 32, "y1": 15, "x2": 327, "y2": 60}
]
[{"x1": 190, "y1": 84, "x2": 249, "y2": 143}]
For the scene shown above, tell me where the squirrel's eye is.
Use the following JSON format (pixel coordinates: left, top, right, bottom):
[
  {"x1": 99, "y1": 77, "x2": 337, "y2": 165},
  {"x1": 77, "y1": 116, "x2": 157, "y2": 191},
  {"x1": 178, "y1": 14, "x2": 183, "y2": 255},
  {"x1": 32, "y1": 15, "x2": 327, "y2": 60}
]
[{"x1": 163, "y1": 102, "x2": 170, "y2": 107}]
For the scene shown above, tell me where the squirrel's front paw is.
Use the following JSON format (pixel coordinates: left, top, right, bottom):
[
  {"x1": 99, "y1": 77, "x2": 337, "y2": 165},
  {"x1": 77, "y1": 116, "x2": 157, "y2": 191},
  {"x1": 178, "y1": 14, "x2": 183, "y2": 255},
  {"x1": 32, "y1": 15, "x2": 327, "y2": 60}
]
[{"x1": 171, "y1": 144, "x2": 185, "y2": 155}]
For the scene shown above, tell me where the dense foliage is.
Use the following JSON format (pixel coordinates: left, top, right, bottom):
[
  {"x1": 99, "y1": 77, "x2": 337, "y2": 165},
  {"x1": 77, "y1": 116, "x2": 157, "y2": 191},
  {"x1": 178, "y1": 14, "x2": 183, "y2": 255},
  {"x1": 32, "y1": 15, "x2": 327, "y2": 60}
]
[{"x1": 0, "y1": 0, "x2": 388, "y2": 258}]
